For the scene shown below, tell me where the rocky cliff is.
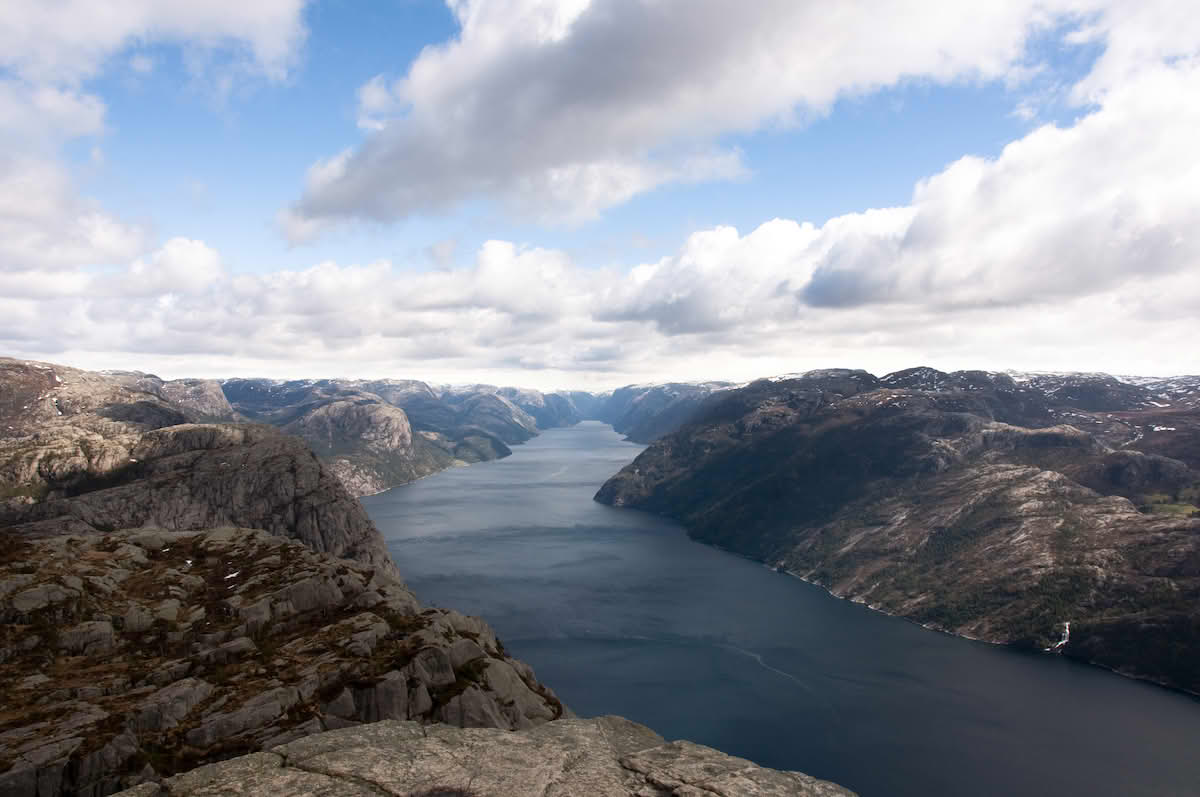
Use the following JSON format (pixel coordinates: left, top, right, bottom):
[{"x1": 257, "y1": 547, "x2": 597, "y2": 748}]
[
  {"x1": 112, "y1": 717, "x2": 854, "y2": 797},
  {"x1": 0, "y1": 358, "x2": 859, "y2": 796},
  {"x1": 593, "y1": 382, "x2": 733, "y2": 443},
  {"x1": 0, "y1": 527, "x2": 567, "y2": 796},
  {"x1": 219, "y1": 379, "x2": 462, "y2": 498},
  {"x1": 0, "y1": 413, "x2": 568, "y2": 795},
  {"x1": 220, "y1": 378, "x2": 540, "y2": 497},
  {"x1": 1, "y1": 359, "x2": 191, "y2": 503},
  {"x1": 596, "y1": 369, "x2": 1200, "y2": 695},
  {"x1": 1, "y1": 423, "x2": 397, "y2": 575},
  {"x1": 497, "y1": 387, "x2": 582, "y2": 430}
]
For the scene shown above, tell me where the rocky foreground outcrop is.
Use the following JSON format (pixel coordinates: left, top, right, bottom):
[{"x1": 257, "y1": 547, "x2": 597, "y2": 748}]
[
  {"x1": 0, "y1": 526, "x2": 567, "y2": 795},
  {"x1": 597, "y1": 370, "x2": 1200, "y2": 695},
  {"x1": 0, "y1": 408, "x2": 570, "y2": 795},
  {"x1": 112, "y1": 717, "x2": 854, "y2": 797}
]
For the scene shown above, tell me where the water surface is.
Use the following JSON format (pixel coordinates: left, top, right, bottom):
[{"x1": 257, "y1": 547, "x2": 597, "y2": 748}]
[{"x1": 364, "y1": 422, "x2": 1200, "y2": 797}]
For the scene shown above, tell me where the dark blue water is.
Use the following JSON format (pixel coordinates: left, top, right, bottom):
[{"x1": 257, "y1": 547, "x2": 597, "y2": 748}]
[{"x1": 364, "y1": 422, "x2": 1200, "y2": 797}]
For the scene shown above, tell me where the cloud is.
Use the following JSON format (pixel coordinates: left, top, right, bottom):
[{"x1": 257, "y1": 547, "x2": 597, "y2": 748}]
[
  {"x1": 0, "y1": 81, "x2": 106, "y2": 148},
  {"x1": 0, "y1": 0, "x2": 308, "y2": 84},
  {"x1": 4, "y1": 0, "x2": 1199, "y2": 387},
  {"x1": 0, "y1": 157, "x2": 146, "y2": 273},
  {"x1": 0, "y1": 0, "x2": 311, "y2": 282},
  {"x1": 285, "y1": 0, "x2": 1093, "y2": 237},
  {"x1": 129, "y1": 54, "x2": 155, "y2": 74},
  {"x1": 796, "y1": 58, "x2": 1200, "y2": 311}
]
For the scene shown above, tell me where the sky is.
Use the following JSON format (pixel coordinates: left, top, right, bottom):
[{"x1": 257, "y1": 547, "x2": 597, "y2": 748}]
[{"x1": 0, "y1": 0, "x2": 1197, "y2": 390}]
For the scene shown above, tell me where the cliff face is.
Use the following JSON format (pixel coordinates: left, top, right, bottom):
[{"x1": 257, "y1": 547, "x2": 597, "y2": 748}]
[
  {"x1": 1, "y1": 359, "x2": 190, "y2": 503},
  {"x1": 596, "y1": 370, "x2": 1200, "y2": 695},
  {"x1": 156, "y1": 380, "x2": 238, "y2": 422},
  {"x1": 0, "y1": 402, "x2": 568, "y2": 795},
  {"x1": 1, "y1": 423, "x2": 397, "y2": 575},
  {"x1": 497, "y1": 387, "x2": 582, "y2": 430},
  {"x1": 220, "y1": 378, "x2": 536, "y2": 497},
  {"x1": 280, "y1": 399, "x2": 454, "y2": 498},
  {"x1": 0, "y1": 527, "x2": 567, "y2": 796},
  {"x1": 596, "y1": 382, "x2": 734, "y2": 443},
  {"x1": 111, "y1": 718, "x2": 855, "y2": 797}
]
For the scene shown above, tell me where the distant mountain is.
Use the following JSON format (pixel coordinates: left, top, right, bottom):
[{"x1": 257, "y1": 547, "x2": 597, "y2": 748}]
[
  {"x1": 220, "y1": 378, "x2": 596, "y2": 496},
  {"x1": 219, "y1": 378, "x2": 462, "y2": 496},
  {"x1": 588, "y1": 381, "x2": 734, "y2": 443},
  {"x1": 1, "y1": 358, "x2": 203, "y2": 501},
  {"x1": 497, "y1": 387, "x2": 582, "y2": 430},
  {"x1": 596, "y1": 367, "x2": 1200, "y2": 695}
]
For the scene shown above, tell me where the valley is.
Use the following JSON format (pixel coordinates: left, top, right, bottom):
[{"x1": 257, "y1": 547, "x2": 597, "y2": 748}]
[
  {"x1": 2, "y1": 356, "x2": 1199, "y2": 795},
  {"x1": 595, "y1": 368, "x2": 1200, "y2": 695}
]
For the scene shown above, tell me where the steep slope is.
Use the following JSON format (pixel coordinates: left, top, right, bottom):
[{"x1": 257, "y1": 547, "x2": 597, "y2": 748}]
[
  {"x1": 280, "y1": 399, "x2": 453, "y2": 497},
  {"x1": 1, "y1": 423, "x2": 397, "y2": 575},
  {"x1": 446, "y1": 391, "x2": 539, "y2": 444},
  {"x1": 597, "y1": 381, "x2": 734, "y2": 443},
  {"x1": 0, "y1": 420, "x2": 567, "y2": 795},
  {"x1": 0, "y1": 526, "x2": 568, "y2": 795},
  {"x1": 221, "y1": 378, "x2": 536, "y2": 496},
  {"x1": 1, "y1": 359, "x2": 191, "y2": 502},
  {"x1": 596, "y1": 371, "x2": 1200, "y2": 695},
  {"x1": 99, "y1": 371, "x2": 239, "y2": 423},
  {"x1": 497, "y1": 387, "x2": 582, "y2": 429},
  {"x1": 220, "y1": 379, "x2": 463, "y2": 497}
]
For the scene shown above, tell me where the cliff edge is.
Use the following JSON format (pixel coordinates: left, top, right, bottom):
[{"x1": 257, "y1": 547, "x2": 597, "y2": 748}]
[{"x1": 113, "y1": 717, "x2": 855, "y2": 797}]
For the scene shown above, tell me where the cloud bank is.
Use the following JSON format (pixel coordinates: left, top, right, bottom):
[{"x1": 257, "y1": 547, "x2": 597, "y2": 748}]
[
  {"x1": 281, "y1": 0, "x2": 1186, "y2": 237},
  {"x1": 2, "y1": 0, "x2": 1198, "y2": 387}
]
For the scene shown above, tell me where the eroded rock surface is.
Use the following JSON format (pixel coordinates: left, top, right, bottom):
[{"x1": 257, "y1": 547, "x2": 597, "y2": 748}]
[
  {"x1": 112, "y1": 717, "x2": 855, "y2": 797},
  {"x1": 0, "y1": 423, "x2": 397, "y2": 575},
  {"x1": 0, "y1": 527, "x2": 566, "y2": 796}
]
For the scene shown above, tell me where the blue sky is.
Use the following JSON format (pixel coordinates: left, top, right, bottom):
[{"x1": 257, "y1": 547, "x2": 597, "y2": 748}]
[
  {"x1": 79, "y1": 3, "x2": 1084, "y2": 274},
  {"x1": 1, "y1": 1, "x2": 1196, "y2": 387}
]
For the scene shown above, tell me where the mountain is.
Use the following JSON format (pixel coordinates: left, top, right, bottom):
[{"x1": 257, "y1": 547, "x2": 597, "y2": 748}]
[
  {"x1": 496, "y1": 387, "x2": 582, "y2": 429},
  {"x1": 0, "y1": 414, "x2": 567, "y2": 794},
  {"x1": 99, "y1": 370, "x2": 239, "y2": 423},
  {"x1": 220, "y1": 378, "x2": 518, "y2": 497},
  {"x1": 219, "y1": 378, "x2": 599, "y2": 497},
  {"x1": 0, "y1": 357, "x2": 854, "y2": 797},
  {"x1": 1, "y1": 358, "x2": 195, "y2": 503},
  {"x1": 561, "y1": 389, "x2": 608, "y2": 420},
  {"x1": 596, "y1": 367, "x2": 1200, "y2": 695},
  {"x1": 590, "y1": 381, "x2": 734, "y2": 443}
]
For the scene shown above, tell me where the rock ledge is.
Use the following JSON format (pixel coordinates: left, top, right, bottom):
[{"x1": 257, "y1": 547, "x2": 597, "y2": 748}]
[{"x1": 115, "y1": 717, "x2": 855, "y2": 797}]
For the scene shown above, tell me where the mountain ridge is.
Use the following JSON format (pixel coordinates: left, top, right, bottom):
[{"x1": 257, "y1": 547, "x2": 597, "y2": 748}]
[{"x1": 595, "y1": 367, "x2": 1200, "y2": 696}]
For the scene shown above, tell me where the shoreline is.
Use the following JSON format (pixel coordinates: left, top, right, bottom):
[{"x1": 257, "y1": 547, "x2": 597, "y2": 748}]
[{"x1": 699, "y1": 539, "x2": 1200, "y2": 701}]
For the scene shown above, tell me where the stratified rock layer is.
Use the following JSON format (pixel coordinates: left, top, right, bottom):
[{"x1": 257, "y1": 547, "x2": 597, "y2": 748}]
[{"x1": 113, "y1": 717, "x2": 855, "y2": 797}]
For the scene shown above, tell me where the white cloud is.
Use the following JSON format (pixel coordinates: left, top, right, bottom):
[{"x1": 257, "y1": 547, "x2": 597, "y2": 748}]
[
  {"x1": 0, "y1": 81, "x2": 106, "y2": 148},
  {"x1": 0, "y1": 0, "x2": 310, "y2": 285},
  {"x1": 125, "y1": 238, "x2": 226, "y2": 296},
  {"x1": 286, "y1": 0, "x2": 1097, "y2": 236},
  {"x1": 0, "y1": 157, "x2": 146, "y2": 273},
  {"x1": 3, "y1": 0, "x2": 1198, "y2": 387},
  {"x1": 129, "y1": 54, "x2": 155, "y2": 74},
  {"x1": 0, "y1": 0, "x2": 308, "y2": 84}
]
